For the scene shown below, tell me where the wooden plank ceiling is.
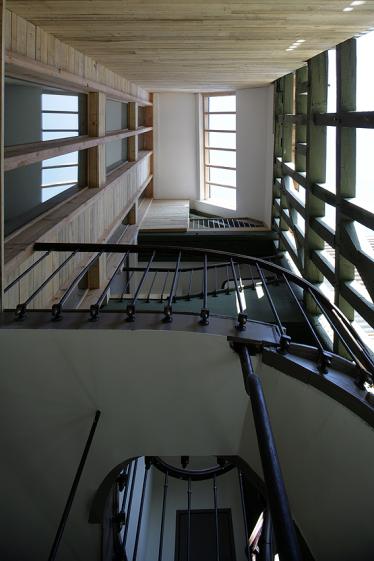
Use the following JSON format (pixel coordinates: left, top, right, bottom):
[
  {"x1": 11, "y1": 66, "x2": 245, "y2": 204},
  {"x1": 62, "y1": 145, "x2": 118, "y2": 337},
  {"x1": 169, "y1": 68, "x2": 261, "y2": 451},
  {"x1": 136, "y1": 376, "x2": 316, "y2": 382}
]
[{"x1": 7, "y1": 0, "x2": 374, "y2": 91}]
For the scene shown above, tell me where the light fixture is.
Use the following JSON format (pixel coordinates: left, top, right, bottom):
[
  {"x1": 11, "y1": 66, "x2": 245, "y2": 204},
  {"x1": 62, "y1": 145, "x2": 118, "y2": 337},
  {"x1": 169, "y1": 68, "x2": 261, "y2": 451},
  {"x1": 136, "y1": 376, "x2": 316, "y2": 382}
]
[
  {"x1": 351, "y1": 1, "x2": 366, "y2": 5},
  {"x1": 296, "y1": 39, "x2": 305, "y2": 43},
  {"x1": 343, "y1": 6, "x2": 354, "y2": 10}
]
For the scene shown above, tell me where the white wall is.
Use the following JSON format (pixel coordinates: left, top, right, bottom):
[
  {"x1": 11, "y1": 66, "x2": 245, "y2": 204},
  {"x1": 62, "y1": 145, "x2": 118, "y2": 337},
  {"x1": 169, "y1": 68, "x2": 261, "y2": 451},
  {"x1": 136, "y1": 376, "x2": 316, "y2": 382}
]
[
  {"x1": 154, "y1": 93, "x2": 200, "y2": 200},
  {"x1": 153, "y1": 88, "x2": 274, "y2": 225},
  {"x1": 237, "y1": 86, "x2": 274, "y2": 226}
]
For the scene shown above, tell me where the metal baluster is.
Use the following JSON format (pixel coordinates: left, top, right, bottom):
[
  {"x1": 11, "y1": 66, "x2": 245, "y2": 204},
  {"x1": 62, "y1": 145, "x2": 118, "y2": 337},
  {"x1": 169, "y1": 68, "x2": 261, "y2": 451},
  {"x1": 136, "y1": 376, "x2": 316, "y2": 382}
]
[
  {"x1": 200, "y1": 254, "x2": 209, "y2": 325},
  {"x1": 283, "y1": 274, "x2": 331, "y2": 373},
  {"x1": 16, "y1": 251, "x2": 78, "y2": 319},
  {"x1": 230, "y1": 258, "x2": 247, "y2": 330},
  {"x1": 160, "y1": 270, "x2": 170, "y2": 303},
  {"x1": 146, "y1": 271, "x2": 158, "y2": 303},
  {"x1": 186, "y1": 269, "x2": 193, "y2": 301},
  {"x1": 213, "y1": 474, "x2": 220, "y2": 561},
  {"x1": 120, "y1": 463, "x2": 132, "y2": 515},
  {"x1": 236, "y1": 263, "x2": 243, "y2": 292},
  {"x1": 164, "y1": 251, "x2": 182, "y2": 322},
  {"x1": 157, "y1": 471, "x2": 169, "y2": 561},
  {"x1": 213, "y1": 266, "x2": 218, "y2": 297},
  {"x1": 238, "y1": 470, "x2": 251, "y2": 561},
  {"x1": 5, "y1": 251, "x2": 50, "y2": 293},
  {"x1": 121, "y1": 270, "x2": 135, "y2": 302},
  {"x1": 225, "y1": 265, "x2": 230, "y2": 295},
  {"x1": 52, "y1": 252, "x2": 102, "y2": 319},
  {"x1": 248, "y1": 264, "x2": 256, "y2": 290},
  {"x1": 123, "y1": 458, "x2": 139, "y2": 550},
  {"x1": 90, "y1": 251, "x2": 130, "y2": 320},
  {"x1": 47, "y1": 410, "x2": 101, "y2": 561},
  {"x1": 187, "y1": 477, "x2": 192, "y2": 561},
  {"x1": 126, "y1": 251, "x2": 156, "y2": 321},
  {"x1": 132, "y1": 459, "x2": 151, "y2": 561},
  {"x1": 255, "y1": 264, "x2": 290, "y2": 352}
]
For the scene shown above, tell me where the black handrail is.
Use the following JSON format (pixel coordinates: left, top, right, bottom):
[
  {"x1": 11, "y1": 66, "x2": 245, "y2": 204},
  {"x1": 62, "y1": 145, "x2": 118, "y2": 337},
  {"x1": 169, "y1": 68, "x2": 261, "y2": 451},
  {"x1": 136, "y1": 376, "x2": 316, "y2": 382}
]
[
  {"x1": 15, "y1": 241, "x2": 372, "y2": 379},
  {"x1": 237, "y1": 345, "x2": 302, "y2": 561},
  {"x1": 47, "y1": 410, "x2": 101, "y2": 561}
]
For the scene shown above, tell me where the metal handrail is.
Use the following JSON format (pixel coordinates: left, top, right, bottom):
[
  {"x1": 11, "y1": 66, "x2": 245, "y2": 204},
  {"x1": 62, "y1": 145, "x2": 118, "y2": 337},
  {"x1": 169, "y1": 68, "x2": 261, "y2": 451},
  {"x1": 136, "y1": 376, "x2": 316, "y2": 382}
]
[{"x1": 5, "y1": 240, "x2": 372, "y2": 381}]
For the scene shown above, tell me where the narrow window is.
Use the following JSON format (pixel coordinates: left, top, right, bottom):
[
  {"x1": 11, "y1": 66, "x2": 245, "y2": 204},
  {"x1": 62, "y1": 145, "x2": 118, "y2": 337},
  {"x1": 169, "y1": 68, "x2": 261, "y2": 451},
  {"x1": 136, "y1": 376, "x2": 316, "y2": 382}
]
[{"x1": 203, "y1": 94, "x2": 236, "y2": 210}]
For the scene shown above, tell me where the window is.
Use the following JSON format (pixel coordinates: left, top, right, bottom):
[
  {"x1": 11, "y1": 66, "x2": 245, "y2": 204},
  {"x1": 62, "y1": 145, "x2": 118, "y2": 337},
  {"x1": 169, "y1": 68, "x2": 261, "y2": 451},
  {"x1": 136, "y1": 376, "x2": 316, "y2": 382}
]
[
  {"x1": 105, "y1": 99, "x2": 129, "y2": 173},
  {"x1": 203, "y1": 94, "x2": 236, "y2": 210}
]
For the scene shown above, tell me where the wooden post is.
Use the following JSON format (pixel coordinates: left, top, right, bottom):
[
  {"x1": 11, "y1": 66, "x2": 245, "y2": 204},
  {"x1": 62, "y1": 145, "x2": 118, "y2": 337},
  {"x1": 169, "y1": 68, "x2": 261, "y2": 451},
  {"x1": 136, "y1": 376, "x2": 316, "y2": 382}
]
[
  {"x1": 335, "y1": 39, "x2": 356, "y2": 353},
  {"x1": 128, "y1": 101, "x2": 138, "y2": 162},
  {"x1": 143, "y1": 94, "x2": 154, "y2": 198},
  {"x1": 88, "y1": 92, "x2": 106, "y2": 188},
  {"x1": 305, "y1": 52, "x2": 327, "y2": 313},
  {"x1": 0, "y1": 1, "x2": 5, "y2": 312}
]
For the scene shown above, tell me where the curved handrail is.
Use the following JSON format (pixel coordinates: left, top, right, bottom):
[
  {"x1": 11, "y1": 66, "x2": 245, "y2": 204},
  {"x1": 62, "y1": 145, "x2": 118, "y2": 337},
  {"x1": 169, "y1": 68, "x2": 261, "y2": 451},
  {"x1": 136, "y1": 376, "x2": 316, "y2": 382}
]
[{"x1": 29, "y1": 241, "x2": 373, "y2": 380}]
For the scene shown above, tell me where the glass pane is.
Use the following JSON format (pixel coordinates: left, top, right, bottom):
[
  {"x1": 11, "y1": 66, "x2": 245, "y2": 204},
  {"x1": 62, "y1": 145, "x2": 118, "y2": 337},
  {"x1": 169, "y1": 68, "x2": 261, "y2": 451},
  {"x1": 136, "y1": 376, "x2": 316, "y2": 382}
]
[
  {"x1": 356, "y1": 29, "x2": 374, "y2": 111},
  {"x1": 284, "y1": 229, "x2": 297, "y2": 252},
  {"x1": 207, "y1": 149, "x2": 236, "y2": 168},
  {"x1": 284, "y1": 176, "x2": 305, "y2": 204},
  {"x1": 353, "y1": 311, "x2": 374, "y2": 352},
  {"x1": 327, "y1": 49, "x2": 337, "y2": 113},
  {"x1": 319, "y1": 277, "x2": 335, "y2": 303},
  {"x1": 42, "y1": 94, "x2": 78, "y2": 112},
  {"x1": 43, "y1": 152, "x2": 79, "y2": 167},
  {"x1": 208, "y1": 114, "x2": 236, "y2": 131},
  {"x1": 42, "y1": 184, "x2": 76, "y2": 202},
  {"x1": 207, "y1": 132, "x2": 236, "y2": 149},
  {"x1": 355, "y1": 128, "x2": 374, "y2": 214},
  {"x1": 42, "y1": 131, "x2": 79, "y2": 141},
  {"x1": 209, "y1": 185, "x2": 236, "y2": 209},
  {"x1": 293, "y1": 211, "x2": 305, "y2": 234},
  {"x1": 209, "y1": 167, "x2": 236, "y2": 187},
  {"x1": 208, "y1": 95, "x2": 236, "y2": 112},
  {"x1": 42, "y1": 113, "x2": 79, "y2": 130},
  {"x1": 42, "y1": 166, "x2": 78, "y2": 186},
  {"x1": 320, "y1": 242, "x2": 335, "y2": 267}
]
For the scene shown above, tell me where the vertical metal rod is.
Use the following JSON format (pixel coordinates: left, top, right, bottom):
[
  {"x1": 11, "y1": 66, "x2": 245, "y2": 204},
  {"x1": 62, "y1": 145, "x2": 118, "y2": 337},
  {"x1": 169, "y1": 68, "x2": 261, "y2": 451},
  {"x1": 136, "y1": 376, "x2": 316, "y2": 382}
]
[
  {"x1": 236, "y1": 263, "x2": 243, "y2": 292},
  {"x1": 132, "y1": 461, "x2": 150, "y2": 561},
  {"x1": 164, "y1": 251, "x2": 182, "y2": 322},
  {"x1": 120, "y1": 462, "x2": 133, "y2": 514},
  {"x1": 213, "y1": 266, "x2": 218, "y2": 297},
  {"x1": 230, "y1": 259, "x2": 244, "y2": 313},
  {"x1": 123, "y1": 458, "x2": 139, "y2": 549},
  {"x1": 238, "y1": 345, "x2": 301, "y2": 561},
  {"x1": 0, "y1": 1, "x2": 4, "y2": 313},
  {"x1": 157, "y1": 471, "x2": 169, "y2": 561},
  {"x1": 47, "y1": 410, "x2": 101, "y2": 561},
  {"x1": 120, "y1": 270, "x2": 135, "y2": 301},
  {"x1": 5, "y1": 251, "x2": 51, "y2": 293},
  {"x1": 248, "y1": 264, "x2": 256, "y2": 290},
  {"x1": 255, "y1": 264, "x2": 283, "y2": 331},
  {"x1": 186, "y1": 269, "x2": 193, "y2": 301},
  {"x1": 225, "y1": 265, "x2": 230, "y2": 295},
  {"x1": 126, "y1": 252, "x2": 156, "y2": 320},
  {"x1": 146, "y1": 271, "x2": 158, "y2": 303},
  {"x1": 90, "y1": 251, "x2": 130, "y2": 319},
  {"x1": 187, "y1": 477, "x2": 192, "y2": 561},
  {"x1": 213, "y1": 474, "x2": 220, "y2": 561},
  {"x1": 160, "y1": 270, "x2": 169, "y2": 303},
  {"x1": 238, "y1": 470, "x2": 251, "y2": 561},
  {"x1": 16, "y1": 251, "x2": 78, "y2": 318},
  {"x1": 200, "y1": 254, "x2": 209, "y2": 325}
]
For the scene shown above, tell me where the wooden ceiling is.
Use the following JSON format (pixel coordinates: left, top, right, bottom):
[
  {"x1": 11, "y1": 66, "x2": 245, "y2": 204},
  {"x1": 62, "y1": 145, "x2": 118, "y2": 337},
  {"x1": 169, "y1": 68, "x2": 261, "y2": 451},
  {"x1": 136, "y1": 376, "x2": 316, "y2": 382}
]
[{"x1": 7, "y1": 1, "x2": 374, "y2": 91}]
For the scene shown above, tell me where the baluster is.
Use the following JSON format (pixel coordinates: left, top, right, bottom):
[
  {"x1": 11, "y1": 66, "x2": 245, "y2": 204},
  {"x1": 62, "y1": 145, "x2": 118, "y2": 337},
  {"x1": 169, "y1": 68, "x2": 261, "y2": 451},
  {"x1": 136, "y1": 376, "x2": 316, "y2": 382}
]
[
  {"x1": 89, "y1": 251, "x2": 130, "y2": 320},
  {"x1": 126, "y1": 251, "x2": 156, "y2": 321},
  {"x1": 186, "y1": 269, "x2": 193, "y2": 301},
  {"x1": 255, "y1": 264, "x2": 290, "y2": 352},
  {"x1": 163, "y1": 251, "x2": 182, "y2": 323},
  {"x1": 238, "y1": 470, "x2": 251, "y2": 561},
  {"x1": 5, "y1": 251, "x2": 50, "y2": 293},
  {"x1": 16, "y1": 251, "x2": 78, "y2": 319},
  {"x1": 146, "y1": 271, "x2": 158, "y2": 303},
  {"x1": 200, "y1": 254, "x2": 209, "y2": 325},
  {"x1": 160, "y1": 270, "x2": 170, "y2": 303},
  {"x1": 230, "y1": 258, "x2": 247, "y2": 330},
  {"x1": 213, "y1": 474, "x2": 220, "y2": 561},
  {"x1": 122, "y1": 458, "x2": 139, "y2": 550},
  {"x1": 132, "y1": 458, "x2": 151, "y2": 561},
  {"x1": 157, "y1": 471, "x2": 169, "y2": 561}
]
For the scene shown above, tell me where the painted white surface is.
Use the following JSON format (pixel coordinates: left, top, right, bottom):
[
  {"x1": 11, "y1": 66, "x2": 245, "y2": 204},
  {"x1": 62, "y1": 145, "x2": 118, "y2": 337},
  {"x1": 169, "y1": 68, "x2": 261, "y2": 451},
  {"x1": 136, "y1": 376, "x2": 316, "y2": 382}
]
[
  {"x1": 1, "y1": 329, "x2": 374, "y2": 561},
  {"x1": 236, "y1": 86, "x2": 274, "y2": 226},
  {"x1": 154, "y1": 93, "x2": 200, "y2": 200},
  {"x1": 153, "y1": 88, "x2": 274, "y2": 225}
]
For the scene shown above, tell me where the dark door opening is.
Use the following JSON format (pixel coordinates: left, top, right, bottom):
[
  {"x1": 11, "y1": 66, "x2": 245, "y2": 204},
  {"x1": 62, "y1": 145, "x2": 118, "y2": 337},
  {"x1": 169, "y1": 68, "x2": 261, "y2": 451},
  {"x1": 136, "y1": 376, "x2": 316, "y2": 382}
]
[{"x1": 175, "y1": 508, "x2": 237, "y2": 561}]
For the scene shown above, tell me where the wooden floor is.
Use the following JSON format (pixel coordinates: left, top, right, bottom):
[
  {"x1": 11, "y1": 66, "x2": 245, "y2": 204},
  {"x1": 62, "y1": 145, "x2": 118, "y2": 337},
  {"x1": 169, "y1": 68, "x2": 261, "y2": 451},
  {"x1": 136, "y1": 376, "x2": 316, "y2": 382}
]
[{"x1": 140, "y1": 199, "x2": 190, "y2": 232}]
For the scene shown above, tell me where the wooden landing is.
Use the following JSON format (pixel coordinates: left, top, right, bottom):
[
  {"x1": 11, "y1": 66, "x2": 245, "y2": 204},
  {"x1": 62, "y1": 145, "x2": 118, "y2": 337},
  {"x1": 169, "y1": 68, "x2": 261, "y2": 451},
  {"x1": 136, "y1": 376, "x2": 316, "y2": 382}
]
[{"x1": 140, "y1": 199, "x2": 189, "y2": 232}]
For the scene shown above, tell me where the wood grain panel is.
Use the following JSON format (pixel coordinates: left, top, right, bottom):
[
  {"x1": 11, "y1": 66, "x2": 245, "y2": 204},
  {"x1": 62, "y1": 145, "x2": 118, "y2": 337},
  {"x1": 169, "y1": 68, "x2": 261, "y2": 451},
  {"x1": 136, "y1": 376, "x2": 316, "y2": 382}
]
[{"x1": 6, "y1": 1, "x2": 374, "y2": 90}]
